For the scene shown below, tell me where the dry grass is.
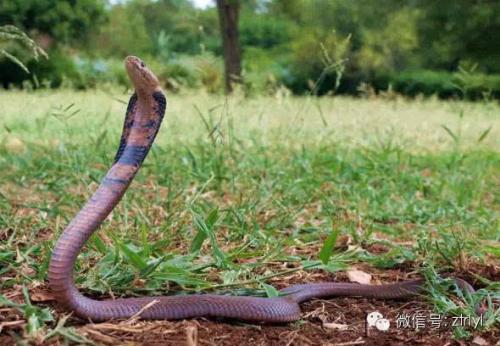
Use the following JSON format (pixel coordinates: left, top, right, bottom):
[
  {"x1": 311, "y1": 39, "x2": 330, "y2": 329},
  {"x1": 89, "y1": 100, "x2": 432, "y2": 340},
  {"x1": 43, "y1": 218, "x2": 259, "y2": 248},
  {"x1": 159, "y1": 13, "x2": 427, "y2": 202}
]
[
  {"x1": 1, "y1": 90, "x2": 498, "y2": 151},
  {"x1": 0, "y1": 90, "x2": 498, "y2": 344}
]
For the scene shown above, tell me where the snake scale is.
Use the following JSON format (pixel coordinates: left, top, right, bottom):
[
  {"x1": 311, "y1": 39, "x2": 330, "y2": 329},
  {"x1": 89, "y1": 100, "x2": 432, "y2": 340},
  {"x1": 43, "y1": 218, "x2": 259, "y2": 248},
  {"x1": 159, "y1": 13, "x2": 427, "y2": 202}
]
[{"x1": 48, "y1": 56, "x2": 476, "y2": 322}]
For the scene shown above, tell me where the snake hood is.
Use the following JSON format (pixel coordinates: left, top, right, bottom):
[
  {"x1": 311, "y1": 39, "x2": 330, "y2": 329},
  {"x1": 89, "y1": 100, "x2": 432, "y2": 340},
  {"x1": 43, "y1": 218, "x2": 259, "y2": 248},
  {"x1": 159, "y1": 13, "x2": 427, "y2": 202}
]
[{"x1": 48, "y1": 57, "x2": 478, "y2": 323}]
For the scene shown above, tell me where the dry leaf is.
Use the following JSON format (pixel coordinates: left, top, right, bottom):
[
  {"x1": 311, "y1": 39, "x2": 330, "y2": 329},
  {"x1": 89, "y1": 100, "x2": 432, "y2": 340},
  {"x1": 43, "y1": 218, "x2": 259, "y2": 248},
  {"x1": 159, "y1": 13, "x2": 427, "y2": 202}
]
[
  {"x1": 323, "y1": 322, "x2": 349, "y2": 331},
  {"x1": 186, "y1": 325, "x2": 198, "y2": 346},
  {"x1": 472, "y1": 336, "x2": 489, "y2": 346},
  {"x1": 30, "y1": 289, "x2": 55, "y2": 302},
  {"x1": 4, "y1": 136, "x2": 26, "y2": 154},
  {"x1": 347, "y1": 270, "x2": 372, "y2": 284},
  {"x1": 20, "y1": 264, "x2": 36, "y2": 277},
  {"x1": 337, "y1": 235, "x2": 352, "y2": 247}
]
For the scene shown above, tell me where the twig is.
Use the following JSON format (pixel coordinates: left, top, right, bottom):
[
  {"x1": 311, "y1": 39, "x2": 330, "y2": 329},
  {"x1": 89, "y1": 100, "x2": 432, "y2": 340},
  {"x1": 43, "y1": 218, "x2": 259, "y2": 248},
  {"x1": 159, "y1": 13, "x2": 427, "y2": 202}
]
[{"x1": 124, "y1": 299, "x2": 160, "y2": 324}]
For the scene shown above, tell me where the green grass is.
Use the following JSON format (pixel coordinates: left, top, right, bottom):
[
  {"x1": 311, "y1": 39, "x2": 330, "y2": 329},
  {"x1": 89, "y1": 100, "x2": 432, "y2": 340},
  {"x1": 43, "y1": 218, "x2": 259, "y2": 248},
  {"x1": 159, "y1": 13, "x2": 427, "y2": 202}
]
[{"x1": 0, "y1": 90, "x2": 499, "y2": 342}]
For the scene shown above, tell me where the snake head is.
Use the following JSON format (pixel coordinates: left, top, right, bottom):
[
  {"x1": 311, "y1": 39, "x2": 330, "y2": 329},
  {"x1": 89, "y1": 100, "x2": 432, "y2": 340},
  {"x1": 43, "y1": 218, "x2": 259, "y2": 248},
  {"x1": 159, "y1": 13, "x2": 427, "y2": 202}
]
[{"x1": 125, "y1": 56, "x2": 161, "y2": 95}]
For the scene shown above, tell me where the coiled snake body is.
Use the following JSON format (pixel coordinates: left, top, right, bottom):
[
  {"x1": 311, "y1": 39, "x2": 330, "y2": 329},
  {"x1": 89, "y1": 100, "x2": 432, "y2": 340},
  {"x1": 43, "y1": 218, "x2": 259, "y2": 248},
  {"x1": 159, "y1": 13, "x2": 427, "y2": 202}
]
[{"x1": 48, "y1": 56, "x2": 474, "y2": 322}]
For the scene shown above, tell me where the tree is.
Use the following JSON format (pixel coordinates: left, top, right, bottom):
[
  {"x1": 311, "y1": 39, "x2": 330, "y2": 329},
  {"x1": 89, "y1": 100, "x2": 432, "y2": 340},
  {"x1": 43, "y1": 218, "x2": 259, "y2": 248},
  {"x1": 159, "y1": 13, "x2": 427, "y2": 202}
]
[
  {"x1": 416, "y1": 0, "x2": 500, "y2": 73},
  {"x1": 0, "y1": 1, "x2": 106, "y2": 88},
  {"x1": 216, "y1": 0, "x2": 242, "y2": 93},
  {"x1": 0, "y1": 0, "x2": 107, "y2": 46},
  {"x1": 91, "y1": 4, "x2": 153, "y2": 58}
]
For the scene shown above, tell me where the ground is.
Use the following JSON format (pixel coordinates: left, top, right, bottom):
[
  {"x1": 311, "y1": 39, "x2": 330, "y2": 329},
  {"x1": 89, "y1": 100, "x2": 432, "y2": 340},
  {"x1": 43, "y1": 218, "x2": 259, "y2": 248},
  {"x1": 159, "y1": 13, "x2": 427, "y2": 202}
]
[
  {"x1": 0, "y1": 91, "x2": 499, "y2": 345},
  {"x1": 2, "y1": 268, "x2": 498, "y2": 345}
]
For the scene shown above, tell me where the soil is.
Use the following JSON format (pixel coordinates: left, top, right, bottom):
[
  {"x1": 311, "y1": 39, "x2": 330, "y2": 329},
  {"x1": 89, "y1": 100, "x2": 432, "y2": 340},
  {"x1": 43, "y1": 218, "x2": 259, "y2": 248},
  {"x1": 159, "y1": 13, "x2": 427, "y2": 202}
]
[
  {"x1": 73, "y1": 299, "x2": 498, "y2": 346},
  {"x1": 0, "y1": 268, "x2": 497, "y2": 345}
]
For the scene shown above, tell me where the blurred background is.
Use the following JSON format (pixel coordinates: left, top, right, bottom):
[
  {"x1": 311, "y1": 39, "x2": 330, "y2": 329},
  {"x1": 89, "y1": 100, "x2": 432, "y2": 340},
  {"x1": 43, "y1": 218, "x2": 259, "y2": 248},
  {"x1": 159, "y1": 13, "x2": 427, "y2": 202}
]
[{"x1": 0, "y1": 0, "x2": 499, "y2": 99}]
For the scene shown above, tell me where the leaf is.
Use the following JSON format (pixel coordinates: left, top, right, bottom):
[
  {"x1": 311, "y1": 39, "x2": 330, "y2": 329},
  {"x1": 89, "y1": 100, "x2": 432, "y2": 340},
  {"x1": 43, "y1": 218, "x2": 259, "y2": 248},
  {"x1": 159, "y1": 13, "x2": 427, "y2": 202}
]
[
  {"x1": 151, "y1": 238, "x2": 171, "y2": 252},
  {"x1": 206, "y1": 207, "x2": 219, "y2": 228},
  {"x1": 472, "y1": 336, "x2": 489, "y2": 346},
  {"x1": 261, "y1": 283, "x2": 279, "y2": 297},
  {"x1": 477, "y1": 126, "x2": 492, "y2": 143},
  {"x1": 140, "y1": 256, "x2": 166, "y2": 278},
  {"x1": 441, "y1": 125, "x2": 458, "y2": 143},
  {"x1": 119, "y1": 243, "x2": 147, "y2": 271},
  {"x1": 190, "y1": 209, "x2": 227, "y2": 267},
  {"x1": 190, "y1": 223, "x2": 208, "y2": 253},
  {"x1": 190, "y1": 208, "x2": 219, "y2": 253},
  {"x1": 319, "y1": 227, "x2": 340, "y2": 264},
  {"x1": 347, "y1": 269, "x2": 372, "y2": 284},
  {"x1": 90, "y1": 234, "x2": 107, "y2": 254},
  {"x1": 154, "y1": 265, "x2": 207, "y2": 287},
  {"x1": 30, "y1": 289, "x2": 55, "y2": 302}
]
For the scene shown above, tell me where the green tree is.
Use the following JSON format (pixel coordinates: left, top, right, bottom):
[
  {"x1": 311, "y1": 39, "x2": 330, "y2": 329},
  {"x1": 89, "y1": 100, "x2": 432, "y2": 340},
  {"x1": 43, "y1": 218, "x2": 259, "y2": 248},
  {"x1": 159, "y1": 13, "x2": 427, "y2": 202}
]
[
  {"x1": 129, "y1": 0, "x2": 201, "y2": 55},
  {"x1": 417, "y1": 0, "x2": 500, "y2": 73},
  {"x1": 90, "y1": 4, "x2": 152, "y2": 57},
  {"x1": 0, "y1": 0, "x2": 107, "y2": 45},
  {"x1": 357, "y1": 7, "x2": 419, "y2": 73},
  {"x1": 0, "y1": 1, "x2": 106, "y2": 88}
]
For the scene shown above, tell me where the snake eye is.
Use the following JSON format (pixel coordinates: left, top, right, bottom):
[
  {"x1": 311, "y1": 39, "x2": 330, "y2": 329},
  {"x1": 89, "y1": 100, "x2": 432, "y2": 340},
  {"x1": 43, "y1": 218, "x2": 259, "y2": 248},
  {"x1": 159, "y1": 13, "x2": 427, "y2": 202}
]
[{"x1": 140, "y1": 61, "x2": 145, "y2": 68}]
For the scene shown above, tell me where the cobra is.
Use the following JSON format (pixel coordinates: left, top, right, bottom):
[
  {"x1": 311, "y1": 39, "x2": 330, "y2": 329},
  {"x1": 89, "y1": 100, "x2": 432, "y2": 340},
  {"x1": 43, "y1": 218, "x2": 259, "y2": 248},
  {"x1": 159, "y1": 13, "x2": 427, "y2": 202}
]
[{"x1": 48, "y1": 56, "x2": 476, "y2": 322}]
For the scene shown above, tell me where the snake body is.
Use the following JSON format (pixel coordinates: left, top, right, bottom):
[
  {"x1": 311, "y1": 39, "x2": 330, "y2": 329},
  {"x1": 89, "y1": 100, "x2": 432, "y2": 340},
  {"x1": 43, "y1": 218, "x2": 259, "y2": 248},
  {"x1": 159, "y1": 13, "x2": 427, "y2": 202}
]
[{"x1": 48, "y1": 56, "x2": 474, "y2": 322}]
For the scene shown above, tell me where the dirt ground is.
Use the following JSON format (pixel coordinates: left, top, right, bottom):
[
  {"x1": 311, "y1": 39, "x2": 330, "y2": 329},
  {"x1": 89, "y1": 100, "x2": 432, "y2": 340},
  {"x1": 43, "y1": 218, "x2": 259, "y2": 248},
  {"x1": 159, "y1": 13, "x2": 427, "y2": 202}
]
[
  {"x1": 70, "y1": 299, "x2": 498, "y2": 346},
  {"x1": 2, "y1": 300, "x2": 497, "y2": 346},
  {"x1": 1, "y1": 266, "x2": 498, "y2": 346}
]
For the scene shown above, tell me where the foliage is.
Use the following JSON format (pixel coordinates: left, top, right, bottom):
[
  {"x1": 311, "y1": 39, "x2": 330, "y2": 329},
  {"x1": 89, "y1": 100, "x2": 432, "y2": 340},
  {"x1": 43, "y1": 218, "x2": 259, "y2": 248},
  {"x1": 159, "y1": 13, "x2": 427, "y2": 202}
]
[
  {"x1": 284, "y1": 30, "x2": 350, "y2": 95},
  {"x1": 0, "y1": 91, "x2": 498, "y2": 341},
  {"x1": 240, "y1": 14, "x2": 292, "y2": 49},
  {"x1": 88, "y1": 3, "x2": 153, "y2": 58},
  {"x1": 373, "y1": 70, "x2": 500, "y2": 100},
  {"x1": 357, "y1": 7, "x2": 419, "y2": 73},
  {"x1": 0, "y1": 0, "x2": 107, "y2": 45},
  {"x1": 1, "y1": 0, "x2": 500, "y2": 98},
  {"x1": 0, "y1": 49, "x2": 78, "y2": 89},
  {"x1": 416, "y1": 0, "x2": 500, "y2": 73}
]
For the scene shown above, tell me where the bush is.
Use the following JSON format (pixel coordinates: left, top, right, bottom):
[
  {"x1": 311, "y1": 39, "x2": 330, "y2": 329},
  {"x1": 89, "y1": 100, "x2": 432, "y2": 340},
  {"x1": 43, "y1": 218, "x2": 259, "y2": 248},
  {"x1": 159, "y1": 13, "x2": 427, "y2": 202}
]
[
  {"x1": 240, "y1": 15, "x2": 292, "y2": 49},
  {"x1": 149, "y1": 54, "x2": 223, "y2": 93},
  {"x1": 458, "y1": 73, "x2": 500, "y2": 99},
  {"x1": 0, "y1": 52, "x2": 211, "y2": 91},
  {"x1": 0, "y1": 49, "x2": 80, "y2": 88},
  {"x1": 372, "y1": 70, "x2": 500, "y2": 100},
  {"x1": 147, "y1": 56, "x2": 198, "y2": 91},
  {"x1": 73, "y1": 57, "x2": 128, "y2": 88},
  {"x1": 378, "y1": 70, "x2": 457, "y2": 98},
  {"x1": 282, "y1": 30, "x2": 351, "y2": 95},
  {"x1": 242, "y1": 47, "x2": 289, "y2": 95}
]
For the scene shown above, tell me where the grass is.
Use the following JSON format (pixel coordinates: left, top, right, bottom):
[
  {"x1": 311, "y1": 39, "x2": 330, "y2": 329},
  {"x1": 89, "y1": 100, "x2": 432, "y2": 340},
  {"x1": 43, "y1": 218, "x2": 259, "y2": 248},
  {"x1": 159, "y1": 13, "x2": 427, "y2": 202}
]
[{"x1": 0, "y1": 89, "x2": 499, "y2": 343}]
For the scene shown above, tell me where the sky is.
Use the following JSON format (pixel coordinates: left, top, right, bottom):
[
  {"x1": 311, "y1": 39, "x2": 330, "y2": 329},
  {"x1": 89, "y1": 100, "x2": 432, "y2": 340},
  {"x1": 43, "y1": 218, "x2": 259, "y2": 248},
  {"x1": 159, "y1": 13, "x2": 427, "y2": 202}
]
[
  {"x1": 109, "y1": 0, "x2": 214, "y2": 9},
  {"x1": 191, "y1": 0, "x2": 214, "y2": 9}
]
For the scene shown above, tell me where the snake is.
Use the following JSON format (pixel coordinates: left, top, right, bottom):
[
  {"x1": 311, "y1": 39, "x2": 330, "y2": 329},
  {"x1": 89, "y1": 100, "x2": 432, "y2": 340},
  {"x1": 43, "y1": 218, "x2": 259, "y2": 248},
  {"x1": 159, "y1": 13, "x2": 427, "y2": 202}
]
[{"x1": 48, "y1": 56, "x2": 476, "y2": 323}]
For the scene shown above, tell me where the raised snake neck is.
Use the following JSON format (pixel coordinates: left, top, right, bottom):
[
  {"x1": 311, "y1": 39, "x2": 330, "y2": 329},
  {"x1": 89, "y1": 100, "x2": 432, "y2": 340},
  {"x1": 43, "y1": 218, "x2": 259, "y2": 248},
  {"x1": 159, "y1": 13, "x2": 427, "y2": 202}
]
[{"x1": 48, "y1": 56, "x2": 475, "y2": 322}]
